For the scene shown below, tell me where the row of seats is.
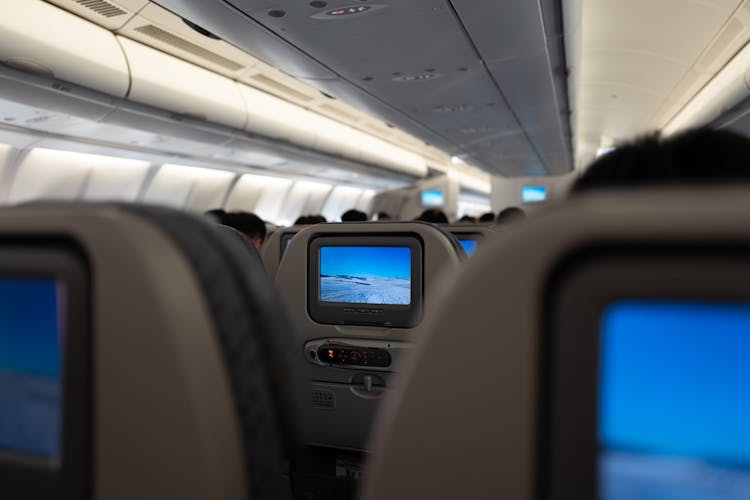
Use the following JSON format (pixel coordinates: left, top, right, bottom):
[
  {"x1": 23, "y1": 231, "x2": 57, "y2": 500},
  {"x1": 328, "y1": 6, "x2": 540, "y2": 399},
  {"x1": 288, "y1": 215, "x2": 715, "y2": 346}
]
[{"x1": 3, "y1": 186, "x2": 748, "y2": 499}]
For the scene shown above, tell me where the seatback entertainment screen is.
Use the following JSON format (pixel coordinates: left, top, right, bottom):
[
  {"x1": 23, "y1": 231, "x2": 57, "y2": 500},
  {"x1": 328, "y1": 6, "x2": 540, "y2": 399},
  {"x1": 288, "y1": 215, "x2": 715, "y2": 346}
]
[
  {"x1": 308, "y1": 235, "x2": 423, "y2": 328},
  {"x1": 459, "y1": 239, "x2": 478, "y2": 257},
  {"x1": 521, "y1": 185, "x2": 546, "y2": 203},
  {"x1": 598, "y1": 301, "x2": 750, "y2": 499},
  {"x1": 421, "y1": 190, "x2": 444, "y2": 207},
  {"x1": 320, "y1": 246, "x2": 411, "y2": 305},
  {"x1": 0, "y1": 278, "x2": 62, "y2": 464}
]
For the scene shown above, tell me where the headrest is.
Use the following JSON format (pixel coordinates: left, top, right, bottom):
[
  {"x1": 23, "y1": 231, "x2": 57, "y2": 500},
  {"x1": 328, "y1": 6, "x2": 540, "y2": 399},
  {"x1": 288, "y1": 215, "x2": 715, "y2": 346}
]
[
  {"x1": 260, "y1": 225, "x2": 305, "y2": 276},
  {"x1": 0, "y1": 203, "x2": 303, "y2": 500},
  {"x1": 361, "y1": 186, "x2": 750, "y2": 500}
]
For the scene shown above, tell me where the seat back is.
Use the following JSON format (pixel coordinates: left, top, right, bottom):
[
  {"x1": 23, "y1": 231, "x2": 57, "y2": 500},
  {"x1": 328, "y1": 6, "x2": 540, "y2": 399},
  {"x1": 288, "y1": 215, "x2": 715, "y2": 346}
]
[
  {"x1": 261, "y1": 225, "x2": 304, "y2": 276},
  {"x1": 275, "y1": 221, "x2": 464, "y2": 452},
  {"x1": 0, "y1": 203, "x2": 303, "y2": 500},
  {"x1": 441, "y1": 223, "x2": 497, "y2": 257},
  {"x1": 362, "y1": 187, "x2": 750, "y2": 500}
]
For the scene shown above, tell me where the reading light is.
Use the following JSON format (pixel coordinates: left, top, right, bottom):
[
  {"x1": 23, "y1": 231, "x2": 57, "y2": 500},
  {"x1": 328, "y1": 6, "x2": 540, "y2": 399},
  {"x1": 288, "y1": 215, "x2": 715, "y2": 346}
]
[
  {"x1": 312, "y1": 4, "x2": 387, "y2": 19},
  {"x1": 329, "y1": 5, "x2": 370, "y2": 15},
  {"x1": 393, "y1": 73, "x2": 444, "y2": 82}
]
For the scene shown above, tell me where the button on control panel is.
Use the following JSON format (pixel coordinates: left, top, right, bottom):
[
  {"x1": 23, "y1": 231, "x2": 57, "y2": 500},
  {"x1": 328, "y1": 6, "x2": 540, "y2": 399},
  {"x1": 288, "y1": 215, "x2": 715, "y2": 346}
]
[{"x1": 317, "y1": 345, "x2": 391, "y2": 368}]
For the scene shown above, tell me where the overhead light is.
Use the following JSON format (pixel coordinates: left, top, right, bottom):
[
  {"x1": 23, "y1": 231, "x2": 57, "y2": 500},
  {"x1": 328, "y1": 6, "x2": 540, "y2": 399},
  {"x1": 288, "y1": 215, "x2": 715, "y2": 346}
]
[
  {"x1": 451, "y1": 155, "x2": 466, "y2": 165},
  {"x1": 312, "y1": 4, "x2": 387, "y2": 19},
  {"x1": 393, "y1": 73, "x2": 445, "y2": 82}
]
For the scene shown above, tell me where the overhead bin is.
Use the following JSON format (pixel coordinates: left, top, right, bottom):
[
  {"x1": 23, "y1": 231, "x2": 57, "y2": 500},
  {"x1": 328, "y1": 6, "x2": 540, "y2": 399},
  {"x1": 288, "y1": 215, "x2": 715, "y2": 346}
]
[
  {"x1": 236, "y1": 83, "x2": 316, "y2": 149},
  {"x1": 118, "y1": 36, "x2": 247, "y2": 130},
  {"x1": 238, "y1": 82, "x2": 427, "y2": 177},
  {"x1": 358, "y1": 134, "x2": 428, "y2": 179},
  {"x1": 665, "y1": 41, "x2": 750, "y2": 135},
  {"x1": 0, "y1": 0, "x2": 130, "y2": 98}
]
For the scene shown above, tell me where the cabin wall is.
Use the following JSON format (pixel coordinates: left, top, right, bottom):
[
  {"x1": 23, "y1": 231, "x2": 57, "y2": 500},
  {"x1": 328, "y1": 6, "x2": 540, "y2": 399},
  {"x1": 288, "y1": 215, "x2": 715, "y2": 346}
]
[
  {"x1": 370, "y1": 175, "x2": 469, "y2": 221},
  {"x1": 0, "y1": 142, "x2": 377, "y2": 224}
]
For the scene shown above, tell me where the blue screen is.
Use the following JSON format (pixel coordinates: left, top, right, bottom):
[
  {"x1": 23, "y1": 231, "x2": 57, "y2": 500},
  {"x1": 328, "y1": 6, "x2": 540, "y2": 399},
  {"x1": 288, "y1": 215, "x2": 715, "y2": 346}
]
[
  {"x1": 521, "y1": 186, "x2": 546, "y2": 203},
  {"x1": 320, "y1": 246, "x2": 411, "y2": 305},
  {"x1": 0, "y1": 278, "x2": 62, "y2": 463},
  {"x1": 599, "y1": 301, "x2": 750, "y2": 499},
  {"x1": 459, "y1": 239, "x2": 478, "y2": 257},
  {"x1": 422, "y1": 190, "x2": 444, "y2": 207}
]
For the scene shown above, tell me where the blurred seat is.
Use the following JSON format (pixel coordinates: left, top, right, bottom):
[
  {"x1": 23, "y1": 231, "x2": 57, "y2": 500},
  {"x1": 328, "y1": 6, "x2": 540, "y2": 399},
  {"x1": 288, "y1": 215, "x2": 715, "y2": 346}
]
[
  {"x1": 261, "y1": 225, "x2": 304, "y2": 276},
  {"x1": 0, "y1": 203, "x2": 304, "y2": 500},
  {"x1": 440, "y1": 223, "x2": 497, "y2": 258},
  {"x1": 362, "y1": 187, "x2": 750, "y2": 500},
  {"x1": 275, "y1": 221, "x2": 463, "y2": 453}
]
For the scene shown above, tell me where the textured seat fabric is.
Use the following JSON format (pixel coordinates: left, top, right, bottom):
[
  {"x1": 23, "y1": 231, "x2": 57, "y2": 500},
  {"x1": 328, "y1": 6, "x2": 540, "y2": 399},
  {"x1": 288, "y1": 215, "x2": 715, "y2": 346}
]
[
  {"x1": 214, "y1": 223, "x2": 265, "y2": 267},
  {"x1": 126, "y1": 205, "x2": 303, "y2": 500}
]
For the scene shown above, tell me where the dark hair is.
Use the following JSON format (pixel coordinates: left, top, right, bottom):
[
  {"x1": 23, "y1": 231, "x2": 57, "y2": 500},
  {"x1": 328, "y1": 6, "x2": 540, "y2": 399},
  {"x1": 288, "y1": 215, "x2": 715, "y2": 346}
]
[
  {"x1": 459, "y1": 215, "x2": 477, "y2": 223},
  {"x1": 221, "y1": 212, "x2": 267, "y2": 243},
  {"x1": 295, "y1": 214, "x2": 327, "y2": 225},
  {"x1": 496, "y1": 207, "x2": 525, "y2": 225},
  {"x1": 478, "y1": 212, "x2": 495, "y2": 223},
  {"x1": 376, "y1": 212, "x2": 392, "y2": 221},
  {"x1": 341, "y1": 209, "x2": 368, "y2": 222},
  {"x1": 205, "y1": 209, "x2": 226, "y2": 222},
  {"x1": 572, "y1": 129, "x2": 750, "y2": 193},
  {"x1": 415, "y1": 209, "x2": 448, "y2": 224}
]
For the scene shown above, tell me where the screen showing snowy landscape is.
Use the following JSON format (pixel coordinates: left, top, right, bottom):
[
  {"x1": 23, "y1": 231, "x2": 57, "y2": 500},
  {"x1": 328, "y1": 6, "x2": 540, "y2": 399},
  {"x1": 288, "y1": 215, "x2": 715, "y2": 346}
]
[
  {"x1": 0, "y1": 278, "x2": 62, "y2": 463},
  {"x1": 320, "y1": 246, "x2": 411, "y2": 305},
  {"x1": 599, "y1": 302, "x2": 750, "y2": 500}
]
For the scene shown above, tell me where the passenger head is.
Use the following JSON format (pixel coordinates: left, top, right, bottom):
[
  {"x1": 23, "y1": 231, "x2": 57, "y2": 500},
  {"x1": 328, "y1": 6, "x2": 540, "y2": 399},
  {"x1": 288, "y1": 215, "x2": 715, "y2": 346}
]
[
  {"x1": 295, "y1": 214, "x2": 327, "y2": 225},
  {"x1": 375, "y1": 211, "x2": 392, "y2": 221},
  {"x1": 572, "y1": 128, "x2": 750, "y2": 193},
  {"x1": 341, "y1": 209, "x2": 368, "y2": 222},
  {"x1": 204, "y1": 208, "x2": 226, "y2": 223},
  {"x1": 459, "y1": 215, "x2": 477, "y2": 223},
  {"x1": 220, "y1": 212, "x2": 267, "y2": 250},
  {"x1": 415, "y1": 209, "x2": 449, "y2": 224},
  {"x1": 496, "y1": 207, "x2": 526, "y2": 225},
  {"x1": 478, "y1": 212, "x2": 495, "y2": 223}
]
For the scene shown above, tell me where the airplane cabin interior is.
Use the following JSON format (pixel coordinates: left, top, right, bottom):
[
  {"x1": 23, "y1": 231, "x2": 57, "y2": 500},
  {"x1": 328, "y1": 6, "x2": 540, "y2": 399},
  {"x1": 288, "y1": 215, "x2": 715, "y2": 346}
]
[{"x1": 2, "y1": 1, "x2": 750, "y2": 499}]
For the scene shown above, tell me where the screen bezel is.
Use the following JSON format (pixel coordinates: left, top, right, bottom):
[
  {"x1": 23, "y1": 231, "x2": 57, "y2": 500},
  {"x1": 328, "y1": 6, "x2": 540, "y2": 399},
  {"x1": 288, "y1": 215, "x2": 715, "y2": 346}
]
[
  {"x1": 307, "y1": 235, "x2": 423, "y2": 328},
  {"x1": 0, "y1": 242, "x2": 90, "y2": 500},
  {"x1": 543, "y1": 246, "x2": 750, "y2": 500}
]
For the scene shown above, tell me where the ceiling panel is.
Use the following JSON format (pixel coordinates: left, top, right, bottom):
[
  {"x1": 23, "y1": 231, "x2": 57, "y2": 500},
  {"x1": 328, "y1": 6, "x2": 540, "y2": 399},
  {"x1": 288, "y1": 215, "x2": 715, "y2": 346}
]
[
  {"x1": 574, "y1": 0, "x2": 745, "y2": 166},
  {"x1": 154, "y1": 0, "x2": 573, "y2": 177}
]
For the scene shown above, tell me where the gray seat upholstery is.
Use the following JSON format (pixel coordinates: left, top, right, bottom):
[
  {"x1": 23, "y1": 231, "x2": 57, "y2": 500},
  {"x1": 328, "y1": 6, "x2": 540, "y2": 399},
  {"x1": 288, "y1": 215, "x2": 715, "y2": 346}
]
[
  {"x1": 361, "y1": 187, "x2": 750, "y2": 500},
  {"x1": 0, "y1": 203, "x2": 304, "y2": 500}
]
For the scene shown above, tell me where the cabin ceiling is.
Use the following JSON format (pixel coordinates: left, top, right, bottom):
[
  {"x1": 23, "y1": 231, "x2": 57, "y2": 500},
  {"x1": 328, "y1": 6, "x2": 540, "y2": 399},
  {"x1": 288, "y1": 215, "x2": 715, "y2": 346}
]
[
  {"x1": 575, "y1": 0, "x2": 750, "y2": 166},
  {"x1": 152, "y1": 0, "x2": 573, "y2": 178}
]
